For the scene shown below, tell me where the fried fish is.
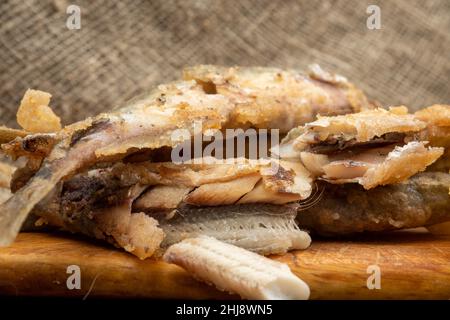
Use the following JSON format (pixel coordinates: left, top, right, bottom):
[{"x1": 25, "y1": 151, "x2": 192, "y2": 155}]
[{"x1": 0, "y1": 65, "x2": 370, "y2": 246}]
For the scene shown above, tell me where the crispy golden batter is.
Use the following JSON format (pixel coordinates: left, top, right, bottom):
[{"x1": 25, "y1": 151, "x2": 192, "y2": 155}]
[
  {"x1": 184, "y1": 64, "x2": 372, "y2": 133},
  {"x1": 16, "y1": 89, "x2": 61, "y2": 133},
  {"x1": 416, "y1": 105, "x2": 450, "y2": 147},
  {"x1": 2, "y1": 133, "x2": 57, "y2": 161}
]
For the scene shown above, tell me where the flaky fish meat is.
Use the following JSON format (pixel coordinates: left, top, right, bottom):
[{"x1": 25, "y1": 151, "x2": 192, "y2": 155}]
[
  {"x1": 163, "y1": 236, "x2": 310, "y2": 300},
  {"x1": 159, "y1": 203, "x2": 311, "y2": 255},
  {"x1": 0, "y1": 65, "x2": 371, "y2": 246},
  {"x1": 114, "y1": 158, "x2": 313, "y2": 205},
  {"x1": 297, "y1": 172, "x2": 450, "y2": 235},
  {"x1": 277, "y1": 108, "x2": 444, "y2": 189}
]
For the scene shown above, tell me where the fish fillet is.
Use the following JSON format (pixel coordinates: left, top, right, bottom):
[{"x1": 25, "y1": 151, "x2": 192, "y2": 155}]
[
  {"x1": 184, "y1": 173, "x2": 261, "y2": 206},
  {"x1": 163, "y1": 236, "x2": 310, "y2": 300},
  {"x1": 297, "y1": 172, "x2": 450, "y2": 235},
  {"x1": 279, "y1": 108, "x2": 425, "y2": 152},
  {"x1": 134, "y1": 185, "x2": 192, "y2": 213}
]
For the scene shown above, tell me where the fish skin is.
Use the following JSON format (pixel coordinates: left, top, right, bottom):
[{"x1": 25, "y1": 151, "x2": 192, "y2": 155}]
[
  {"x1": 297, "y1": 172, "x2": 450, "y2": 236},
  {"x1": 184, "y1": 65, "x2": 372, "y2": 133},
  {"x1": 0, "y1": 160, "x2": 15, "y2": 189},
  {"x1": 30, "y1": 158, "x2": 307, "y2": 222},
  {"x1": 159, "y1": 203, "x2": 311, "y2": 255}
]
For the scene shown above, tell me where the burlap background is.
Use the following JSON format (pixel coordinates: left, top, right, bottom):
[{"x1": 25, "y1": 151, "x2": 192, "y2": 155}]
[{"x1": 0, "y1": 0, "x2": 449, "y2": 128}]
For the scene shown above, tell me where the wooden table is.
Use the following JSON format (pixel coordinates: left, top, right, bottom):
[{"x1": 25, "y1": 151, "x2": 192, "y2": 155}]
[{"x1": 0, "y1": 231, "x2": 449, "y2": 299}]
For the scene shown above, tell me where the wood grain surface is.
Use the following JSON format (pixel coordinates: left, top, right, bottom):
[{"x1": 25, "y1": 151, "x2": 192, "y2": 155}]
[{"x1": 0, "y1": 231, "x2": 449, "y2": 299}]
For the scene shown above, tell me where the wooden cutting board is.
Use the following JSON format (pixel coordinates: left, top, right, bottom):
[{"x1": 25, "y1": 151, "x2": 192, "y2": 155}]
[{"x1": 0, "y1": 230, "x2": 449, "y2": 299}]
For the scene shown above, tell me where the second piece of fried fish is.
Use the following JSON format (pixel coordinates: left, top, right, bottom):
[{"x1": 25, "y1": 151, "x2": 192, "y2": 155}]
[{"x1": 297, "y1": 172, "x2": 450, "y2": 236}]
